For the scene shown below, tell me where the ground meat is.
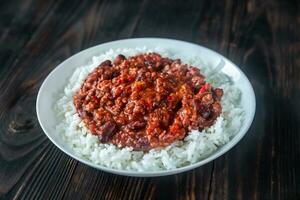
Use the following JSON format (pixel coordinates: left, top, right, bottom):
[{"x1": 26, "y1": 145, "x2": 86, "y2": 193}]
[{"x1": 73, "y1": 53, "x2": 223, "y2": 151}]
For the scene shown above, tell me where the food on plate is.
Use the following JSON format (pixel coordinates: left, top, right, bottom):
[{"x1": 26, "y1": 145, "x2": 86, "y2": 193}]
[
  {"x1": 55, "y1": 47, "x2": 244, "y2": 171},
  {"x1": 73, "y1": 53, "x2": 223, "y2": 151}
]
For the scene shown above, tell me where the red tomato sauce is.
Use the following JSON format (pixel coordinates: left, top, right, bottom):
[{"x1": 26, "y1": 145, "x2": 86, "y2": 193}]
[{"x1": 73, "y1": 53, "x2": 223, "y2": 151}]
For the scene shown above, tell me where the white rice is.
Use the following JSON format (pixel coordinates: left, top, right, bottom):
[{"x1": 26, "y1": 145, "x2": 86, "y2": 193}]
[{"x1": 55, "y1": 47, "x2": 244, "y2": 171}]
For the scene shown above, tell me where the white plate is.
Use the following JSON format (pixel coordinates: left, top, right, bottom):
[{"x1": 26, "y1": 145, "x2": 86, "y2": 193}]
[{"x1": 36, "y1": 38, "x2": 256, "y2": 177}]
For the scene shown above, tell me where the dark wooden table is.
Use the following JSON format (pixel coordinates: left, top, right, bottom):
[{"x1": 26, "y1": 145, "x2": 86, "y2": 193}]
[{"x1": 1, "y1": 0, "x2": 299, "y2": 199}]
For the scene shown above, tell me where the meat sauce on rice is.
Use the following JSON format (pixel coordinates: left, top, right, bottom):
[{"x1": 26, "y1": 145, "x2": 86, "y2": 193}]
[{"x1": 73, "y1": 53, "x2": 223, "y2": 151}]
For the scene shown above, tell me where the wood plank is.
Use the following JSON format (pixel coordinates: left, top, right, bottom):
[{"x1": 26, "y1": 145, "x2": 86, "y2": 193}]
[
  {"x1": 209, "y1": 0, "x2": 300, "y2": 199},
  {"x1": 0, "y1": 0, "x2": 64, "y2": 197}
]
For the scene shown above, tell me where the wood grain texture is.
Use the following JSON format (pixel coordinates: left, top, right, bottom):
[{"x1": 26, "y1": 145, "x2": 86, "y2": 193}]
[{"x1": 0, "y1": 0, "x2": 299, "y2": 199}]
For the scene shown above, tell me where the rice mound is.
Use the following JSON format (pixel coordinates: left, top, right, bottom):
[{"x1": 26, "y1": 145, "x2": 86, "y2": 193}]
[{"x1": 55, "y1": 47, "x2": 244, "y2": 171}]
